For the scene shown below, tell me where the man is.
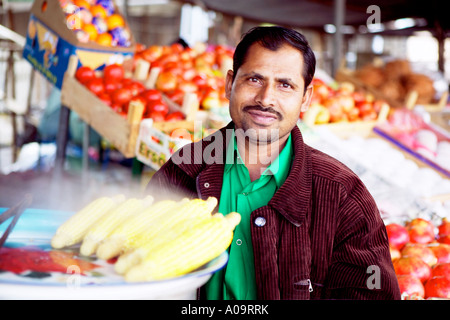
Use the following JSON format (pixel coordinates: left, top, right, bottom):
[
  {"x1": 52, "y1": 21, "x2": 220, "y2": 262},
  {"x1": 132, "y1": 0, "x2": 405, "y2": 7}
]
[{"x1": 146, "y1": 26, "x2": 401, "y2": 300}]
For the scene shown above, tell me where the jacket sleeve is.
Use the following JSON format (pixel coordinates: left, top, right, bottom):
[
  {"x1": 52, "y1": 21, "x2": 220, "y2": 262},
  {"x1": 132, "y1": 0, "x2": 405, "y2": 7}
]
[
  {"x1": 322, "y1": 186, "x2": 401, "y2": 300},
  {"x1": 145, "y1": 159, "x2": 198, "y2": 201}
]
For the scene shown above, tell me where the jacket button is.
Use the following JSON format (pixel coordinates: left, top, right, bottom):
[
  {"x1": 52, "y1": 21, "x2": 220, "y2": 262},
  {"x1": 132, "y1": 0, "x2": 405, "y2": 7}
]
[
  {"x1": 254, "y1": 217, "x2": 266, "y2": 227},
  {"x1": 204, "y1": 182, "x2": 210, "y2": 188}
]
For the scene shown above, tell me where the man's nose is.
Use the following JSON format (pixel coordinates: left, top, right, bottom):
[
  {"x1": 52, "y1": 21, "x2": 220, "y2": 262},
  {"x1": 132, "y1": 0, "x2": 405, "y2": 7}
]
[{"x1": 255, "y1": 83, "x2": 276, "y2": 107}]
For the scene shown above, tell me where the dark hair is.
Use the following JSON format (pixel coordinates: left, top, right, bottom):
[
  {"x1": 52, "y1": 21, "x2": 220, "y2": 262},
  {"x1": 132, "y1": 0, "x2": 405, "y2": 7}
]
[{"x1": 232, "y1": 26, "x2": 316, "y2": 92}]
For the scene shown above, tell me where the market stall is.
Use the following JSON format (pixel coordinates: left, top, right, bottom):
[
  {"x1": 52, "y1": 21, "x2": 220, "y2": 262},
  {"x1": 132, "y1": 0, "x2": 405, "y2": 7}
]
[{"x1": 0, "y1": 0, "x2": 449, "y2": 301}]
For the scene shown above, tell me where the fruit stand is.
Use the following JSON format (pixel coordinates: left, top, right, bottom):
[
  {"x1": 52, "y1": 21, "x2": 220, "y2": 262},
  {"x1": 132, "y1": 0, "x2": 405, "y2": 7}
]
[{"x1": 1, "y1": 0, "x2": 450, "y2": 302}]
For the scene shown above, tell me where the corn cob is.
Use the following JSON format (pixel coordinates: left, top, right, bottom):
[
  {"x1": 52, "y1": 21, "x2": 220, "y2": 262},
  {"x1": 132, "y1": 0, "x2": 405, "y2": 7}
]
[
  {"x1": 114, "y1": 197, "x2": 218, "y2": 274},
  {"x1": 51, "y1": 194, "x2": 126, "y2": 249},
  {"x1": 95, "y1": 199, "x2": 185, "y2": 260},
  {"x1": 115, "y1": 216, "x2": 206, "y2": 274},
  {"x1": 79, "y1": 196, "x2": 154, "y2": 256},
  {"x1": 124, "y1": 212, "x2": 241, "y2": 282}
]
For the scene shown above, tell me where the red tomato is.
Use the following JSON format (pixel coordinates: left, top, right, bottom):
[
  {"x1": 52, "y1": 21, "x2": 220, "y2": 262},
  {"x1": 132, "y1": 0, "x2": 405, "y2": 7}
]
[
  {"x1": 129, "y1": 95, "x2": 147, "y2": 109},
  {"x1": 140, "y1": 89, "x2": 162, "y2": 103},
  {"x1": 148, "y1": 111, "x2": 166, "y2": 122},
  {"x1": 356, "y1": 101, "x2": 374, "y2": 115},
  {"x1": 110, "y1": 103, "x2": 124, "y2": 113},
  {"x1": 97, "y1": 92, "x2": 112, "y2": 106},
  {"x1": 192, "y1": 74, "x2": 208, "y2": 88},
  {"x1": 165, "y1": 88, "x2": 185, "y2": 106},
  {"x1": 75, "y1": 66, "x2": 95, "y2": 84},
  {"x1": 147, "y1": 100, "x2": 169, "y2": 116},
  {"x1": 165, "y1": 111, "x2": 185, "y2": 122},
  {"x1": 86, "y1": 77, "x2": 105, "y2": 96},
  {"x1": 121, "y1": 78, "x2": 134, "y2": 88},
  {"x1": 124, "y1": 81, "x2": 145, "y2": 96},
  {"x1": 104, "y1": 80, "x2": 121, "y2": 94},
  {"x1": 112, "y1": 87, "x2": 132, "y2": 106},
  {"x1": 103, "y1": 64, "x2": 124, "y2": 83},
  {"x1": 170, "y1": 43, "x2": 184, "y2": 54},
  {"x1": 155, "y1": 71, "x2": 178, "y2": 92}
]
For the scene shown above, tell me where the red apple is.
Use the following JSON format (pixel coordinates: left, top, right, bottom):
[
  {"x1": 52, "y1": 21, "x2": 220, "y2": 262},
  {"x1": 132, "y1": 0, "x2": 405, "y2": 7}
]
[
  {"x1": 408, "y1": 226, "x2": 435, "y2": 244},
  {"x1": 438, "y1": 234, "x2": 450, "y2": 245},
  {"x1": 438, "y1": 218, "x2": 450, "y2": 237},
  {"x1": 407, "y1": 218, "x2": 435, "y2": 234},
  {"x1": 140, "y1": 45, "x2": 163, "y2": 63},
  {"x1": 401, "y1": 243, "x2": 438, "y2": 267},
  {"x1": 424, "y1": 276, "x2": 450, "y2": 299},
  {"x1": 396, "y1": 274, "x2": 425, "y2": 299},
  {"x1": 337, "y1": 94, "x2": 355, "y2": 113},
  {"x1": 178, "y1": 80, "x2": 198, "y2": 94},
  {"x1": 407, "y1": 218, "x2": 435, "y2": 244},
  {"x1": 346, "y1": 107, "x2": 360, "y2": 122},
  {"x1": 155, "y1": 71, "x2": 178, "y2": 92},
  {"x1": 394, "y1": 256, "x2": 432, "y2": 283},
  {"x1": 324, "y1": 97, "x2": 345, "y2": 122},
  {"x1": 312, "y1": 78, "x2": 332, "y2": 102},
  {"x1": 201, "y1": 88, "x2": 221, "y2": 110},
  {"x1": 428, "y1": 243, "x2": 450, "y2": 264},
  {"x1": 386, "y1": 223, "x2": 410, "y2": 250},
  {"x1": 431, "y1": 263, "x2": 450, "y2": 279}
]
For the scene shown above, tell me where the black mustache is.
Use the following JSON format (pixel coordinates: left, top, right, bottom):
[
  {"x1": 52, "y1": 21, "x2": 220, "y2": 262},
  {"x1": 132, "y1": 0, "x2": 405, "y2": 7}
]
[{"x1": 243, "y1": 105, "x2": 282, "y2": 119}]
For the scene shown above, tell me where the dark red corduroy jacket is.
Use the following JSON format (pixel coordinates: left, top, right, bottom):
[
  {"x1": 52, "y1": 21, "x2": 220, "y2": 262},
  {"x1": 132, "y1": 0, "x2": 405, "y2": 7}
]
[{"x1": 146, "y1": 122, "x2": 401, "y2": 300}]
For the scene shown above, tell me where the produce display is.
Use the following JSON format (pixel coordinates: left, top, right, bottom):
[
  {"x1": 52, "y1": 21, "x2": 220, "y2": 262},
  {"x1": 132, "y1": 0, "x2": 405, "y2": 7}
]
[
  {"x1": 51, "y1": 195, "x2": 240, "y2": 282},
  {"x1": 301, "y1": 78, "x2": 389, "y2": 125},
  {"x1": 133, "y1": 42, "x2": 234, "y2": 111},
  {"x1": 59, "y1": 0, "x2": 132, "y2": 47},
  {"x1": 386, "y1": 217, "x2": 450, "y2": 299},
  {"x1": 74, "y1": 62, "x2": 185, "y2": 122},
  {"x1": 374, "y1": 108, "x2": 450, "y2": 177},
  {"x1": 353, "y1": 59, "x2": 436, "y2": 106}
]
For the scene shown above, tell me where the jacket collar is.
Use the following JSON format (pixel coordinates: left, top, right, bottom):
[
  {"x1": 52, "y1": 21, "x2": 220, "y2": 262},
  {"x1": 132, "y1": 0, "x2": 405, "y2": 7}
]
[
  {"x1": 176, "y1": 122, "x2": 312, "y2": 226},
  {"x1": 268, "y1": 125, "x2": 312, "y2": 227}
]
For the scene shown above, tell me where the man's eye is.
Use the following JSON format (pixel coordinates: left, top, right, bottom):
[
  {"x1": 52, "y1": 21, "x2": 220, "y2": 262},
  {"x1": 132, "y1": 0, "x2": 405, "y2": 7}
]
[
  {"x1": 249, "y1": 77, "x2": 259, "y2": 83},
  {"x1": 281, "y1": 82, "x2": 292, "y2": 89}
]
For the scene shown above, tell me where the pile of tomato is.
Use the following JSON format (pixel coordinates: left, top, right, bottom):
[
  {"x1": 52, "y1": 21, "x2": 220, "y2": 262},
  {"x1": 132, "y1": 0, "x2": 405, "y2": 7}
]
[{"x1": 75, "y1": 63, "x2": 185, "y2": 122}]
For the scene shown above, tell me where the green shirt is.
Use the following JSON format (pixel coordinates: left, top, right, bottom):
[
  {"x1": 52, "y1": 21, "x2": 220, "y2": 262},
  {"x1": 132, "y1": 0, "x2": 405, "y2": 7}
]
[{"x1": 205, "y1": 130, "x2": 293, "y2": 300}]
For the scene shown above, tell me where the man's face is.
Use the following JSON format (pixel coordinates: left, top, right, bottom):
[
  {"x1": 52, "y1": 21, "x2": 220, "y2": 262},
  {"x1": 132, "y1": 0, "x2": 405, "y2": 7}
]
[{"x1": 226, "y1": 43, "x2": 313, "y2": 144}]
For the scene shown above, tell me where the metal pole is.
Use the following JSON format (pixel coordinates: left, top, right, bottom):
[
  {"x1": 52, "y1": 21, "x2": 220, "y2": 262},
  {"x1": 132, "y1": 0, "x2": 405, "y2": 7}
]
[
  {"x1": 54, "y1": 105, "x2": 70, "y2": 175},
  {"x1": 332, "y1": 0, "x2": 345, "y2": 77}
]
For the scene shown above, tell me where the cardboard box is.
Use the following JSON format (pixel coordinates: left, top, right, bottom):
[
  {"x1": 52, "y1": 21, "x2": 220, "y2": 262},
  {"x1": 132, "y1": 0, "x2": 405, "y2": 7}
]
[
  {"x1": 135, "y1": 119, "x2": 194, "y2": 170},
  {"x1": 22, "y1": 0, "x2": 135, "y2": 88}
]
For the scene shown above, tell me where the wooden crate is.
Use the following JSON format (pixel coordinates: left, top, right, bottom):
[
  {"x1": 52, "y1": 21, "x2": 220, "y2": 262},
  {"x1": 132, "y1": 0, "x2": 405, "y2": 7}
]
[
  {"x1": 335, "y1": 68, "x2": 402, "y2": 108},
  {"x1": 405, "y1": 90, "x2": 448, "y2": 112},
  {"x1": 60, "y1": 58, "x2": 199, "y2": 159},
  {"x1": 336, "y1": 68, "x2": 448, "y2": 112},
  {"x1": 303, "y1": 103, "x2": 390, "y2": 139},
  {"x1": 60, "y1": 59, "x2": 144, "y2": 158}
]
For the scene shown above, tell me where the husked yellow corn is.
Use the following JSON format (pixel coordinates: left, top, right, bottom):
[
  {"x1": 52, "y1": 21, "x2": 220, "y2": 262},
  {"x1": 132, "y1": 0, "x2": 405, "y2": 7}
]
[
  {"x1": 115, "y1": 217, "x2": 207, "y2": 274},
  {"x1": 79, "y1": 196, "x2": 154, "y2": 256},
  {"x1": 51, "y1": 194, "x2": 126, "y2": 249},
  {"x1": 114, "y1": 197, "x2": 218, "y2": 274},
  {"x1": 124, "y1": 212, "x2": 241, "y2": 282},
  {"x1": 126, "y1": 197, "x2": 218, "y2": 249},
  {"x1": 95, "y1": 199, "x2": 184, "y2": 260}
]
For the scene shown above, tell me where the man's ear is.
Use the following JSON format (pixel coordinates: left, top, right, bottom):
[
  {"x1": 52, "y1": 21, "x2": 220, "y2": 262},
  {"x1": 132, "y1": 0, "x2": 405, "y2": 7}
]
[
  {"x1": 225, "y1": 70, "x2": 234, "y2": 100},
  {"x1": 300, "y1": 84, "x2": 313, "y2": 112}
]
